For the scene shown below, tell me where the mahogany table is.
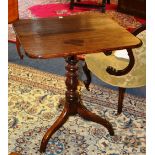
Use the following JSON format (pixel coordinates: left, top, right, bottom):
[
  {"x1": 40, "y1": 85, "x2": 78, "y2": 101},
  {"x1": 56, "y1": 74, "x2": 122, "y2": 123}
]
[{"x1": 13, "y1": 13, "x2": 141, "y2": 153}]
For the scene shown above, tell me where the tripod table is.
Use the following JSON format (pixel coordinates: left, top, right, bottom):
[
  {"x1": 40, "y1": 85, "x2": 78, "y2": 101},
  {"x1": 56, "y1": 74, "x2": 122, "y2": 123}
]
[{"x1": 13, "y1": 13, "x2": 141, "y2": 153}]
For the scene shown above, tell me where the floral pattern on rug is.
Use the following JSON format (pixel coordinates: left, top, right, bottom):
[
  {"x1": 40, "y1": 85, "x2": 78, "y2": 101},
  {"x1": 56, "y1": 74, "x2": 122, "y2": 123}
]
[
  {"x1": 8, "y1": 63, "x2": 146, "y2": 155},
  {"x1": 8, "y1": 1, "x2": 143, "y2": 42},
  {"x1": 106, "y1": 10, "x2": 141, "y2": 30}
]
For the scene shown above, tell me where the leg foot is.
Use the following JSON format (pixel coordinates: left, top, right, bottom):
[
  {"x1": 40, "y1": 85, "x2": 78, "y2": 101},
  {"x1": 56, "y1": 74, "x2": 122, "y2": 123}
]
[
  {"x1": 77, "y1": 103, "x2": 114, "y2": 135},
  {"x1": 40, "y1": 108, "x2": 69, "y2": 153}
]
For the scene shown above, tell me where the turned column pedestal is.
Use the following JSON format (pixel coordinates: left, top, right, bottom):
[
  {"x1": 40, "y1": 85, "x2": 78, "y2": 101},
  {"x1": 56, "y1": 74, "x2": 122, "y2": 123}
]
[{"x1": 40, "y1": 55, "x2": 114, "y2": 153}]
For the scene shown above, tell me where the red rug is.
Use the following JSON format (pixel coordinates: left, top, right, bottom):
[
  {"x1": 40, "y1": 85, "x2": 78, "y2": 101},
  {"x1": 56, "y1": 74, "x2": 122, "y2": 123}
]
[
  {"x1": 8, "y1": 2, "x2": 145, "y2": 43},
  {"x1": 29, "y1": 2, "x2": 117, "y2": 17}
]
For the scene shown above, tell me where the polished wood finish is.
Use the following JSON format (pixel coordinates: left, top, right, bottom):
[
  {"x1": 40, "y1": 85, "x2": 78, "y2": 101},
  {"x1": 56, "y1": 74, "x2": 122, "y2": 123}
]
[
  {"x1": 117, "y1": 0, "x2": 146, "y2": 18},
  {"x1": 8, "y1": 0, "x2": 23, "y2": 59},
  {"x1": 40, "y1": 56, "x2": 114, "y2": 153},
  {"x1": 40, "y1": 105, "x2": 70, "y2": 152},
  {"x1": 77, "y1": 102, "x2": 114, "y2": 135},
  {"x1": 13, "y1": 13, "x2": 142, "y2": 153},
  {"x1": 13, "y1": 13, "x2": 141, "y2": 59}
]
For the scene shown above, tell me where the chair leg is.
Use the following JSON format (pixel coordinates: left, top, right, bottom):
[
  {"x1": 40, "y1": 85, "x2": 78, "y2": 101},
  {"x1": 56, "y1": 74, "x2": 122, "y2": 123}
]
[
  {"x1": 101, "y1": 0, "x2": 106, "y2": 13},
  {"x1": 70, "y1": 0, "x2": 74, "y2": 10},
  {"x1": 83, "y1": 62, "x2": 91, "y2": 91},
  {"x1": 117, "y1": 87, "x2": 126, "y2": 115},
  {"x1": 16, "y1": 37, "x2": 23, "y2": 60},
  {"x1": 107, "y1": 0, "x2": 110, "y2": 4}
]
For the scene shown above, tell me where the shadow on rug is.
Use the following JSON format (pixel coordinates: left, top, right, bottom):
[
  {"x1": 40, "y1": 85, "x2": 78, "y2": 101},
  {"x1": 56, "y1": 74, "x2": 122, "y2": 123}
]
[{"x1": 8, "y1": 63, "x2": 146, "y2": 155}]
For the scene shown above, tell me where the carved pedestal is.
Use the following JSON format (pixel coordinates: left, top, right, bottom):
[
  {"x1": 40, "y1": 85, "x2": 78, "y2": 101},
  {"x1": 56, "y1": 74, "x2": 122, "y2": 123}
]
[{"x1": 40, "y1": 55, "x2": 114, "y2": 153}]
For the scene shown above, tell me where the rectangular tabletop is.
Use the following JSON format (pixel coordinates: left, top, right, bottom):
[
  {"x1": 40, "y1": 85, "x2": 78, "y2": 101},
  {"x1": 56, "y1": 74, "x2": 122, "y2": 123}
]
[{"x1": 13, "y1": 13, "x2": 141, "y2": 59}]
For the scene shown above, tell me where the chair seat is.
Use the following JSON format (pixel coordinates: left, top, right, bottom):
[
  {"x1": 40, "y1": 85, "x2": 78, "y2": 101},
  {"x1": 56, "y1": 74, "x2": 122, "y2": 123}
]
[{"x1": 85, "y1": 30, "x2": 146, "y2": 88}]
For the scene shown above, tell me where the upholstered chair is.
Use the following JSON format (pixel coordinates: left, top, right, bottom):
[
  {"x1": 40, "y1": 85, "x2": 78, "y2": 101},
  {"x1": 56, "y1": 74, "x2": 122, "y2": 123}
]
[
  {"x1": 83, "y1": 24, "x2": 146, "y2": 115},
  {"x1": 8, "y1": 0, "x2": 23, "y2": 59}
]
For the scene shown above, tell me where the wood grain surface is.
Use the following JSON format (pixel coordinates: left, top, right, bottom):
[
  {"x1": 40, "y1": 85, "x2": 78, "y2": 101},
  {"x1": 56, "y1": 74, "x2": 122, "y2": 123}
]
[{"x1": 13, "y1": 13, "x2": 142, "y2": 59}]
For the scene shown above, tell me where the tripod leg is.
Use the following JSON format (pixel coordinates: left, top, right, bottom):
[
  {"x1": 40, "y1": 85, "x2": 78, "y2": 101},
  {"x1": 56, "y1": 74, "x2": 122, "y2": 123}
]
[
  {"x1": 78, "y1": 103, "x2": 114, "y2": 135},
  {"x1": 40, "y1": 108, "x2": 69, "y2": 153}
]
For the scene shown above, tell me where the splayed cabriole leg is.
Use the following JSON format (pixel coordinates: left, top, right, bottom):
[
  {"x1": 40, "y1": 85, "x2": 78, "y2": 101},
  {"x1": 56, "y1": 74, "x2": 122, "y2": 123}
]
[
  {"x1": 40, "y1": 107, "x2": 69, "y2": 153},
  {"x1": 77, "y1": 103, "x2": 114, "y2": 135},
  {"x1": 40, "y1": 55, "x2": 79, "y2": 153},
  {"x1": 40, "y1": 55, "x2": 114, "y2": 153}
]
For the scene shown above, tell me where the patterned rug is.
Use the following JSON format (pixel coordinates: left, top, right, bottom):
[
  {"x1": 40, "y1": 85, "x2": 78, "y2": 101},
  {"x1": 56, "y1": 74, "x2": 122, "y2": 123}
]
[
  {"x1": 8, "y1": 0, "x2": 145, "y2": 42},
  {"x1": 8, "y1": 63, "x2": 146, "y2": 155}
]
